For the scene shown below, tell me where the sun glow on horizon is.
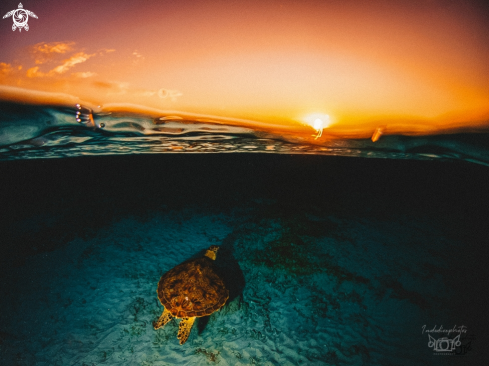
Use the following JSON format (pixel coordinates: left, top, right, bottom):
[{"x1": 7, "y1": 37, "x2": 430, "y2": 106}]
[
  {"x1": 0, "y1": 0, "x2": 488, "y2": 137},
  {"x1": 302, "y1": 113, "x2": 332, "y2": 138}
]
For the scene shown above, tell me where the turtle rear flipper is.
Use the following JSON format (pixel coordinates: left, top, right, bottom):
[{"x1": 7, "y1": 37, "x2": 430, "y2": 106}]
[
  {"x1": 177, "y1": 317, "x2": 196, "y2": 345},
  {"x1": 154, "y1": 308, "x2": 173, "y2": 330},
  {"x1": 25, "y1": 24, "x2": 29, "y2": 31}
]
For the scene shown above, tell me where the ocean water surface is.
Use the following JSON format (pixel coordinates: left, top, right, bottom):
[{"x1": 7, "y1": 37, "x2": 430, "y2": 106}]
[
  {"x1": 1, "y1": 101, "x2": 489, "y2": 165},
  {"x1": 0, "y1": 101, "x2": 488, "y2": 366}
]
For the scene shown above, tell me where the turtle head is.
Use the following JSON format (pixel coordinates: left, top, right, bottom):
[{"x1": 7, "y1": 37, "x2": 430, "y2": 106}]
[{"x1": 204, "y1": 245, "x2": 219, "y2": 260}]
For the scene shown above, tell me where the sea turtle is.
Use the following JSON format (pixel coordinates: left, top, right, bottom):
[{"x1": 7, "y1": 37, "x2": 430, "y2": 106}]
[{"x1": 154, "y1": 245, "x2": 229, "y2": 345}]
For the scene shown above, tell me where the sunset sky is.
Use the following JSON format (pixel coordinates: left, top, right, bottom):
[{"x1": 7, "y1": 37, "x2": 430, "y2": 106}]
[{"x1": 1, "y1": 0, "x2": 489, "y2": 137}]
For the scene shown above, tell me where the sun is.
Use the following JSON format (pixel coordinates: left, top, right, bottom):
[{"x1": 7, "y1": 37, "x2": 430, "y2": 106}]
[{"x1": 302, "y1": 113, "x2": 332, "y2": 139}]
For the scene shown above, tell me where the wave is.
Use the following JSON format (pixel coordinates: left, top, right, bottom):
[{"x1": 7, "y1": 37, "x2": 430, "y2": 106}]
[{"x1": 1, "y1": 100, "x2": 489, "y2": 165}]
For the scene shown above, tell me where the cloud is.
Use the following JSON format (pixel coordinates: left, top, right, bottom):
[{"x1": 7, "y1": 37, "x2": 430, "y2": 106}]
[
  {"x1": 2, "y1": 42, "x2": 118, "y2": 95},
  {"x1": 73, "y1": 71, "x2": 97, "y2": 78},
  {"x1": 0, "y1": 62, "x2": 13, "y2": 77},
  {"x1": 52, "y1": 52, "x2": 93, "y2": 74},
  {"x1": 25, "y1": 42, "x2": 100, "y2": 77},
  {"x1": 132, "y1": 51, "x2": 145, "y2": 65},
  {"x1": 26, "y1": 66, "x2": 45, "y2": 78},
  {"x1": 25, "y1": 52, "x2": 93, "y2": 78},
  {"x1": 91, "y1": 82, "x2": 182, "y2": 101},
  {"x1": 98, "y1": 49, "x2": 116, "y2": 56},
  {"x1": 30, "y1": 42, "x2": 75, "y2": 65},
  {"x1": 0, "y1": 63, "x2": 24, "y2": 82},
  {"x1": 24, "y1": 42, "x2": 94, "y2": 78},
  {"x1": 33, "y1": 42, "x2": 74, "y2": 54},
  {"x1": 92, "y1": 81, "x2": 115, "y2": 89},
  {"x1": 109, "y1": 82, "x2": 130, "y2": 95},
  {"x1": 26, "y1": 52, "x2": 96, "y2": 78},
  {"x1": 92, "y1": 80, "x2": 130, "y2": 95},
  {"x1": 158, "y1": 88, "x2": 183, "y2": 101},
  {"x1": 134, "y1": 88, "x2": 183, "y2": 101}
]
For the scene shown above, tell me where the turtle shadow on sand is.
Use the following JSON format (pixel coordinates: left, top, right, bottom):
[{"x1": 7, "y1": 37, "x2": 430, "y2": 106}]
[{"x1": 195, "y1": 242, "x2": 245, "y2": 335}]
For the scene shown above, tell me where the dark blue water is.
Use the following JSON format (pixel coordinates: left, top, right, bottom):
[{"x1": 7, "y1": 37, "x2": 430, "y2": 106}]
[{"x1": 1, "y1": 101, "x2": 488, "y2": 365}]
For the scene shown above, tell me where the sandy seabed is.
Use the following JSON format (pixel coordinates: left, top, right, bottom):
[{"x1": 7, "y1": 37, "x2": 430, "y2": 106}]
[{"x1": 1, "y1": 198, "x2": 468, "y2": 366}]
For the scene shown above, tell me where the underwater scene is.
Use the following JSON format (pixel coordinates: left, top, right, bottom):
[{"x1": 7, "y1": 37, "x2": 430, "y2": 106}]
[
  {"x1": 2, "y1": 0, "x2": 489, "y2": 365},
  {"x1": 1, "y1": 150, "x2": 488, "y2": 365}
]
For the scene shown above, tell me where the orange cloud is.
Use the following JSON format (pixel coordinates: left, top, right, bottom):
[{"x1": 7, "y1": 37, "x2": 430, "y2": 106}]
[
  {"x1": 92, "y1": 81, "x2": 115, "y2": 89},
  {"x1": 0, "y1": 63, "x2": 13, "y2": 77},
  {"x1": 73, "y1": 71, "x2": 97, "y2": 78},
  {"x1": 26, "y1": 52, "x2": 96, "y2": 78},
  {"x1": 52, "y1": 52, "x2": 93, "y2": 74},
  {"x1": 157, "y1": 88, "x2": 182, "y2": 102},
  {"x1": 0, "y1": 63, "x2": 24, "y2": 83},
  {"x1": 133, "y1": 88, "x2": 182, "y2": 101},
  {"x1": 107, "y1": 82, "x2": 130, "y2": 95},
  {"x1": 98, "y1": 49, "x2": 116, "y2": 56},
  {"x1": 25, "y1": 52, "x2": 93, "y2": 78},
  {"x1": 132, "y1": 51, "x2": 144, "y2": 64},
  {"x1": 91, "y1": 80, "x2": 130, "y2": 95},
  {"x1": 26, "y1": 66, "x2": 44, "y2": 78},
  {"x1": 30, "y1": 41, "x2": 75, "y2": 65},
  {"x1": 33, "y1": 41, "x2": 74, "y2": 54}
]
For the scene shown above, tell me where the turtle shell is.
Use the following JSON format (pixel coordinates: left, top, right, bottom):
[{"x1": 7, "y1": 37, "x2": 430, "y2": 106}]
[{"x1": 157, "y1": 257, "x2": 229, "y2": 318}]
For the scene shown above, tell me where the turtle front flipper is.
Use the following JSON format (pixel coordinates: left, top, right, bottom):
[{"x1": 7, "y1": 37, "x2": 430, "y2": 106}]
[
  {"x1": 177, "y1": 317, "x2": 196, "y2": 345},
  {"x1": 154, "y1": 308, "x2": 173, "y2": 330}
]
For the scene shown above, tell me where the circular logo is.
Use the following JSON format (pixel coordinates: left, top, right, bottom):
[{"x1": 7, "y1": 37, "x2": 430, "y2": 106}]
[{"x1": 12, "y1": 9, "x2": 29, "y2": 28}]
